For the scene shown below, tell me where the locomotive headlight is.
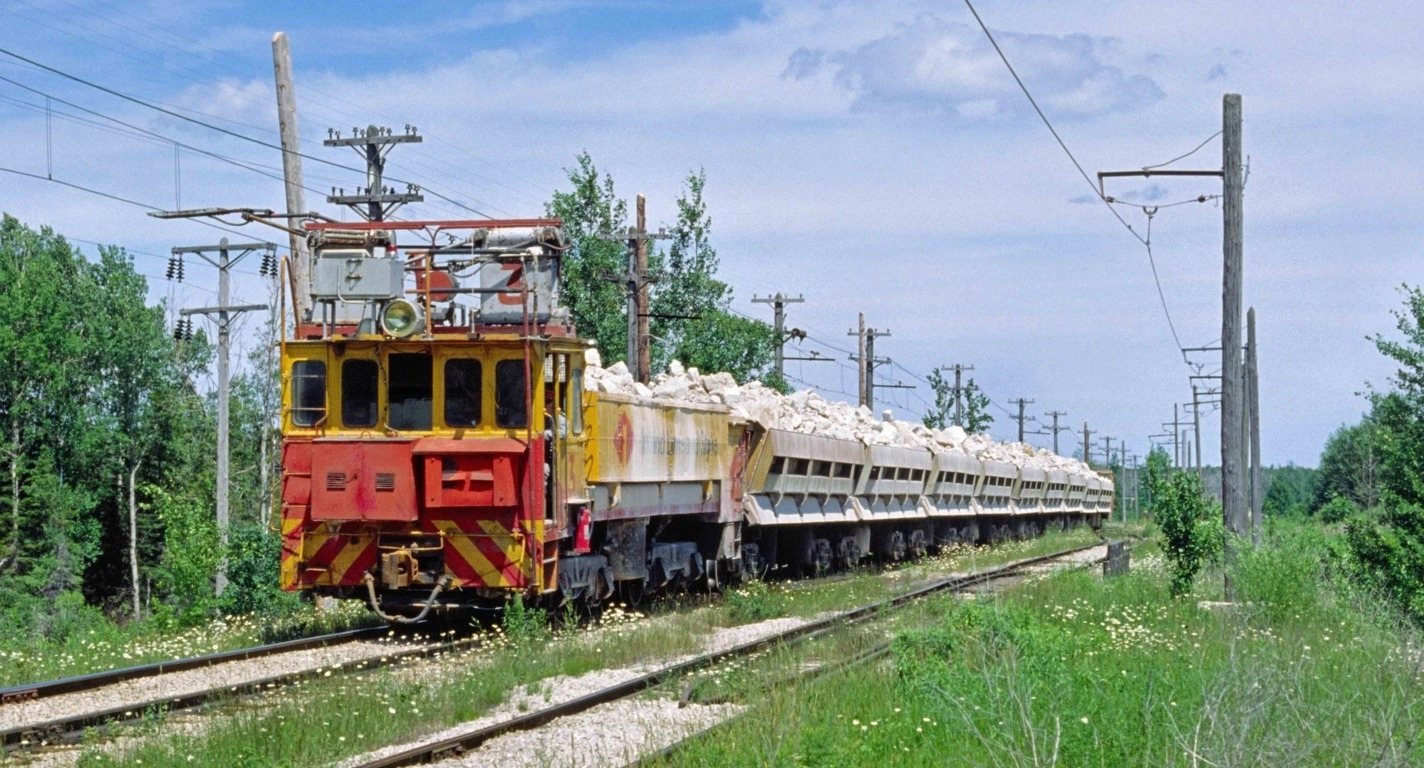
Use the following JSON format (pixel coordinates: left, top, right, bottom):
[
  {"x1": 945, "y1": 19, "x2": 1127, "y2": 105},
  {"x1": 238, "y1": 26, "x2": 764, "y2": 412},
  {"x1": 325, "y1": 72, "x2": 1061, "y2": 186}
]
[{"x1": 381, "y1": 299, "x2": 424, "y2": 337}]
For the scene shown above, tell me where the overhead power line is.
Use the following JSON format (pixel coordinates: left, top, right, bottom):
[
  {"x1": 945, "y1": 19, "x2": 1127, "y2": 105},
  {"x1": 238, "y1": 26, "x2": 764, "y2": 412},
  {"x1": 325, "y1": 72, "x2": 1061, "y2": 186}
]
[
  {"x1": 0, "y1": 46, "x2": 495, "y2": 219},
  {"x1": 0, "y1": 162, "x2": 282, "y2": 269},
  {"x1": 0, "y1": 73, "x2": 335, "y2": 200},
  {"x1": 1143, "y1": 131, "x2": 1223, "y2": 171},
  {"x1": 960, "y1": 0, "x2": 1145, "y2": 247}
]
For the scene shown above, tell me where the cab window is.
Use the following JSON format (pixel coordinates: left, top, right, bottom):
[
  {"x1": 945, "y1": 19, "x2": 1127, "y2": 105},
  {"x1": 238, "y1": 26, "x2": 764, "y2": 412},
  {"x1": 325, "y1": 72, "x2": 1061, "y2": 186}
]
[
  {"x1": 388, "y1": 353, "x2": 433, "y2": 430},
  {"x1": 444, "y1": 359, "x2": 482, "y2": 427},
  {"x1": 495, "y1": 359, "x2": 527, "y2": 428},
  {"x1": 291, "y1": 360, "x2": 326, "y2": 427},
  {"x1": 568, "y1": 366, "x2": 584, "y2": 435},
  {"x1": 342, "y1": 359, "x2": 378, "y2": 428}
]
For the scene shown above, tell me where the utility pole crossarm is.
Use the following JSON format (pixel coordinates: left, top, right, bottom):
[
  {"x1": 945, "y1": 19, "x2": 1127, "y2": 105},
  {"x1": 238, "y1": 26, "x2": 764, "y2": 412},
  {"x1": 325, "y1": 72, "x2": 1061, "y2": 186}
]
[
  {"x1": 597, "y1": 195, "x2": 671, "y2": 384},
  {"x1": 1095, "y1": 169, "x2": 1223, "y2": 198},
  {"x1": 323, "y1": 125, "x2": 424, "y2": 222},
  {"x1": 753, "y1": 292, "x2": 808, "y2": 380},
  {"x1": 182, "y1": 304, "x2": 267, "y2": 316}
]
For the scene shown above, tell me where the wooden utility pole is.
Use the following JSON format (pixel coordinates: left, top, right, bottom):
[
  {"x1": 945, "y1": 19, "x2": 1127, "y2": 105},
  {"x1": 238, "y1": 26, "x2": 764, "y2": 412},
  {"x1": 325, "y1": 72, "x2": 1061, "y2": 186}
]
[
  {"x1": 634, "y1": 195, "x2": 651, "y2": 383},
  {"x1": 1222, "y1": 93, "x2": 1247, "y2": 584},
  {"x1": 1247, "y1": 306, "x2": 1261, "y2": 544},
  {"x1": 1094, "y1": 92, "x2": 1247, "y2": 576},
  {"x1": 856, "y1": 313, "x2": 866, "y2": 407},
  {"x1": 947, "y1": 364, "x2": 975, "y2": 427},
  {"x1": 599, "y1": 195, "x2": 668, "y2": 383},
  {"x1": 1082, "y1": 422, "x2": 1095, "y2": 466},
  {"x1": 271, "y1": 32, "x2": 310, "y2": 323},
  {"x1": 754, "y1": 293, "x2": 824, "y2": 381},
  {"x1": 848, "y1": 325, "x2": 897, "y2": 410},
  {"x1": 1008, "y1": 398, "x2": 1035, "y2": 443},
  {"x1": 175, "y1": 239, "x2": 272, "y2": 596},
  {"x1": 1175, "y1": 404, "x2": 1181, "y2": 467},
  {"x1": 1192, "y1": 386, "x2": 1205, "y2": 484},
  {"x1": 1101, "y1": 436, "x2": 1114, "y2": 470},
  {"x1": 1043, "y1": 410, "x2": 1069, "y2": 454}
]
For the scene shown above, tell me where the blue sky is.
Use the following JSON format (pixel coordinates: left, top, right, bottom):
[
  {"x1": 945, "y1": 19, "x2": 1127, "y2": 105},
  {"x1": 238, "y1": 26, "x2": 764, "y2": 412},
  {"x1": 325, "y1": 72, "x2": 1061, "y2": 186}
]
[{"x1": 0, "y1": 0, "x2": 1420, "y2": 466}]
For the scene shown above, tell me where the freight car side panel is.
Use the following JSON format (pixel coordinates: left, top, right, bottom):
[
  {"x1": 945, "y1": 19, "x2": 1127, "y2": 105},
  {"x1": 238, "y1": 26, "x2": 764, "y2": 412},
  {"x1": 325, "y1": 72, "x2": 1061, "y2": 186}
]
[
  {"x1": 585, "y1": 393, "x2": 731, "y2": 484},
  {"x1": 742, "y1": 427, "x2": 865, "y2": 525},
  {"x1": 582, "y1": 392, "x2": 735, "y2": 522}
]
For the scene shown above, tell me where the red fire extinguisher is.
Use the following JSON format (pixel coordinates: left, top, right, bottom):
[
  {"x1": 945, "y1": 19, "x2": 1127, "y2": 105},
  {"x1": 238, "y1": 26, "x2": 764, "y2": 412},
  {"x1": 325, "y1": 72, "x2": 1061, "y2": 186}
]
[{"x1": 574, "y1": 506, "x2": 592, "y2": 554}]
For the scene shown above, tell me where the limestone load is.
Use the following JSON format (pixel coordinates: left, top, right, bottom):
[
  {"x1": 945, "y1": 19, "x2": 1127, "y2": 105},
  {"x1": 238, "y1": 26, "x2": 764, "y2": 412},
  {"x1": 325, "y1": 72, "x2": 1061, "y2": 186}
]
[{"x1": 584, "y1": 358, "x2": 1096, "y2": 483}]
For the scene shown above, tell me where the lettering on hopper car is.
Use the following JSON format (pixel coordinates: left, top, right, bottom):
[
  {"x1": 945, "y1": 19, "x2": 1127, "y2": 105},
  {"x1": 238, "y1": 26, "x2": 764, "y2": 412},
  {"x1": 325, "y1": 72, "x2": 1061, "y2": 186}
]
[
  {"x1": 613, "y1": 411, "x2": 634, "y2": 466},
  {"x1": 608, "y1": 408, "x2": 721, "y2": 467}
]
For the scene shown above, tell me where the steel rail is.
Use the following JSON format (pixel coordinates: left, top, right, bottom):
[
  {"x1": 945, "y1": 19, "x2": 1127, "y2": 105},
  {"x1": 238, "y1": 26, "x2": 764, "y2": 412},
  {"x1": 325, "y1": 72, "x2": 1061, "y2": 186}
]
[
  {"x1": 0, "y1": 625, "x2": 394, "y2": 706},
  {"x1": 634, "y1": 549, "x2": 1114, "y2": 765},
  {"x1": 351, "y1": 542, "x2": 1105, "y2": 768},
  {"x1": 0, "y1": 627, "x2": 454, "y2": 752}
]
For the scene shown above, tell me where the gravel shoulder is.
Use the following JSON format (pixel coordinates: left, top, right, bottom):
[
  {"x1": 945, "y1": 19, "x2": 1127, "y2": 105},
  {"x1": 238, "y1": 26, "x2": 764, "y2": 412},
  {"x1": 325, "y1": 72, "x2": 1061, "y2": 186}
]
[
  {"x1": 0, "y1": 635, "x2": 425, "y2": 733},
  {"x1": 340, "y1": 616, "x2": 813, "y2": 768}
]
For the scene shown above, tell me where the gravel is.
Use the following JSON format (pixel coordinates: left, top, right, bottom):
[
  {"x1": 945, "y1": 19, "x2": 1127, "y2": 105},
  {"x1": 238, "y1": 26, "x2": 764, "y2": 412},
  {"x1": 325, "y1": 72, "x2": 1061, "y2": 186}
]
[
  {"x1": 341, "y1": 614, "x2": 815, "y2": 768},
  {"x1": 450, "y1": 698, "x2": 743, "y2": 768},
  {"x1": 0, "y1": 635, "x2": 426, "y2": 734}
]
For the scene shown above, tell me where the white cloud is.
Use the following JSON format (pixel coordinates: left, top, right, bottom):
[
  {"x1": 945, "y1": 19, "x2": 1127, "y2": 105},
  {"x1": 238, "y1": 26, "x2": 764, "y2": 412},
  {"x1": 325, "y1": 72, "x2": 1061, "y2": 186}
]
[{"x1": 787, "y1": 14, "x2": 1163, "y2": 120}]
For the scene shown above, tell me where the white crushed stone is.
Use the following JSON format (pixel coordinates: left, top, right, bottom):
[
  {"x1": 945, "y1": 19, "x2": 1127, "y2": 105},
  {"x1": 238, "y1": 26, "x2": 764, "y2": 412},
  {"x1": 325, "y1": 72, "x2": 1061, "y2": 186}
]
[
  {"x1": 1016, "y1": 544, "x2": 1109, "y2": 577},
  {"x1": 446, "y1": 698, "x2": 743, "y2": 768},
  {"x1": 0, "y1": 636, "x2": 426, "y2": 733},
  {"x1": 341, "y1": 614, "x2": 814, "y2": 768},
  {"x1": 586, "y1": 358, "x2": 1096, "y2": 479}
]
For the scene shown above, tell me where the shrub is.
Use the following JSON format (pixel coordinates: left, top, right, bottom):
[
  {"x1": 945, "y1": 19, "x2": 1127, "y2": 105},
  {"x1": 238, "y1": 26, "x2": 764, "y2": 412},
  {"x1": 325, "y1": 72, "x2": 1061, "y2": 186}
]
[
  {"x1": 221, "y1": 524, "x2": 299, "y2": 616},
  {"x1": 1319, "y1": 495, "x2": 1361, "y2": 524},
  {"x1": 146, "y1": 484, "x2": 220, "y2": 626},
  {"x1": 724, "y1": 578, "x2": 782, "y2": 622},
  {"x1": 1234, "y1": 526, "x2": 1326, "y2": 623},
  {"x1": 501, "y1": 594, "x2": 549, "y2": 645},
  {"x1": 1152, "y1": 470, "x2": 1216, "y2": 596},
  {"x1": 1345, "y1": 502, "x2": 1424, "y2": 624}
]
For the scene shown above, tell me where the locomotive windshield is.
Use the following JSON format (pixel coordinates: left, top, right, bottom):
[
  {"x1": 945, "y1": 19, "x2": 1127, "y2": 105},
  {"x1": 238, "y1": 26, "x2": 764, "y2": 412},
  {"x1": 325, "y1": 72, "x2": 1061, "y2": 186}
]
[
  {"x1": 342, "y1": 359, "x2": 378, "y2": 428},
  {"x1": 388, "y1": 353, "x2": 433, "y2": 430},
  {"x1": 290, "y1": 360, "x2": 327, "y2": 427},
  {"x1": 495, "y1": 359, "x2": 528, "y2": 428},
  {"x1": 444, "y1": 359, "x2": 482, "y2": 427}
]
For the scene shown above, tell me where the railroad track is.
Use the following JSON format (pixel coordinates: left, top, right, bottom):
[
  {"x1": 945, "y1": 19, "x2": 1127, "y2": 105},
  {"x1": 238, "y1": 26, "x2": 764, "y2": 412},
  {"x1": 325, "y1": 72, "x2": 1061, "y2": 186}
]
[
  {"x1": 349, "y1": 542, "x2": 1107, "y2": 768},
  {"x1": 0, "y1": 623, "x2": 439, "y2": 753}
]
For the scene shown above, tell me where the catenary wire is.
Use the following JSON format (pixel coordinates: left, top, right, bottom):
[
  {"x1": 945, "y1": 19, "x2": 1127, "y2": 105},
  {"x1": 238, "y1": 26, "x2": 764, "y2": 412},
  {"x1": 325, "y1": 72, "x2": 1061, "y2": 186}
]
[
  {"x1": 0, "y1": 46, "x2": 496, "y2": 219},
  {"x1": 960, "y1": 0, "x2": 1146, "y2": 247},
  {"x1": 1143, "y1": 131, "x2": 1223, "y2": 171}
]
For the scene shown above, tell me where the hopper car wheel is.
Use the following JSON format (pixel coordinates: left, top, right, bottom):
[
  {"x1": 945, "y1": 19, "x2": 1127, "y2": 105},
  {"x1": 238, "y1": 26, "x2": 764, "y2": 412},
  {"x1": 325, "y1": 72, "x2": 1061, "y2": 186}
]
[
  {"x1": 888, "y1": 530, "x2": 907, "y2": 561},
  {"x1": 908, "y1": 529, "x2": 928, "y2": 559},
  {"x1": 811, "y1": 538, "x2": 833, "y2": 576},
  {"x1": 618, "y1": 578, "x2": 646, "y2": 608},
  {"x1": 837, "y1": 537, "x2": 860, "y2": 571},
  {"x1": 742, "y1": 544, "x2": 766, "y2": 580}
]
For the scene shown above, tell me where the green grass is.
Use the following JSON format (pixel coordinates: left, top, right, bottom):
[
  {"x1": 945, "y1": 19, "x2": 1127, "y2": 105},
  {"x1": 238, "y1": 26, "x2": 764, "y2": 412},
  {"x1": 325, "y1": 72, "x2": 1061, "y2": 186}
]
[{"x1": 655, "y1": 521, "x2": 1424, "y2": 767}]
